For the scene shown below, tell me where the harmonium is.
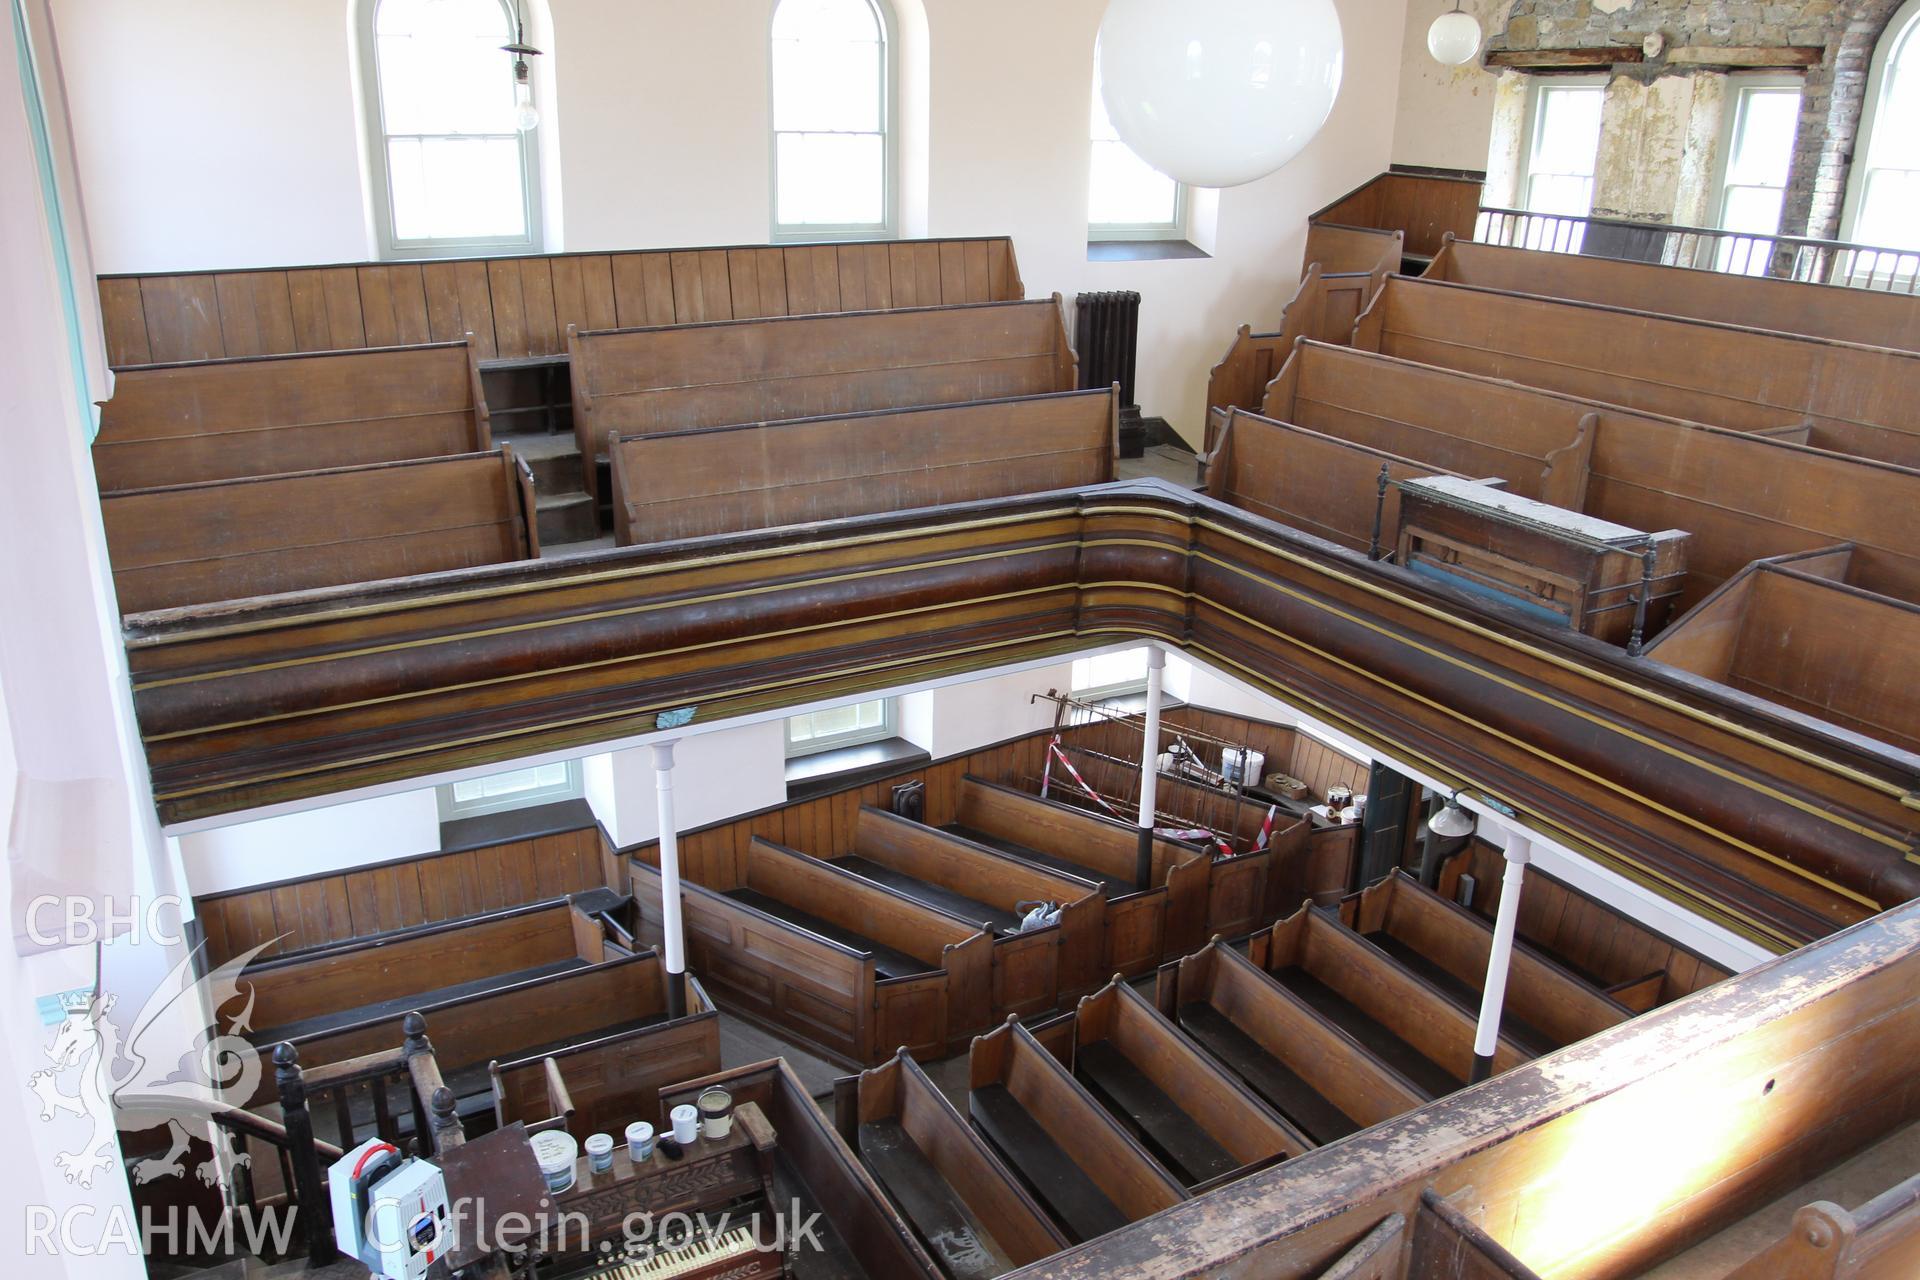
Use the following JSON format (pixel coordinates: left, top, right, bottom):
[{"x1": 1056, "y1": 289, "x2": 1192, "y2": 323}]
[{"x1": 540, "y1": 1103, "x2": 785, "y2": 1280}]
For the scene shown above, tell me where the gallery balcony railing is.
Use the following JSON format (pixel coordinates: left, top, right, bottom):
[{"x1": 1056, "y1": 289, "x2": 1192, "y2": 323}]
[{"x1": 1475, "y1": 205, "x2": 1920, "y2": 294}]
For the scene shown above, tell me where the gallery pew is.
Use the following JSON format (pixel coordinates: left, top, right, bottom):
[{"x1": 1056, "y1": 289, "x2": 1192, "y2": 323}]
[
  {"x1": 967, "y1": 1016, "x2": 1186, "y2": 1244},
  {"x1": 1311, "y1": 170, "x2": 1486, "y2": 264},
  {"x1": 1171, "y1": 940, "x2": 1427, "y2": 1145},
  {"x1": 1644, "y1": 550, "x2": 1920, "y2": 756},
  {"x1": 569, "y1": 296, "x2": 1078, "y2": 504},
  {"x1": 1339, "y1": 872, "x2": 1632, "y2": 1054},
  {"x1": 92, "y1": 340, "x2": 491, "y2": 491},
  {"x1": 1351, "y1": 274, "x2": 1920, "y2": 470},
  {"x1": 627, "y1": 837, "x2": 993, "y2": 1065},
  {"x1": 1722, "y1": 1166, "x2": 1920, "y2": 1279},
  {"x1": 101, "y1": 447, "x2": 538, "y2": 614},
  {"x1": 1068, "y1": 977, "x2": 1306, "y2": 1190},
  {"x1": 834, "y1": 805, "x2": 1104, "y2": 1015},
  {"x1": 835, "y1": 1049, "x2": 1069, "y2": 1279},
  {"x1": 1205, "y1": 261, "x2": 1387, "y2": 422},
  {"x1": 1425, "y1": 234, "x2": 1920, "y2": 353},
  {"x1": 948, "y1": 775, "x2": 1206, "y2": 976},
  {"x1": 663, "y1": 1058, "x2": 944, "y2": 1279},
  {"x1": 609, "y1": 387, "x2": 1119, "y2": 546},
  {"x1": 1251, "y1": 339, "x2": 1920, "y2": 611},
  {"x1": 486, "y1": 970, "x2": 723, "y2": 1140},
  {"x1": 1248, "y1": 902, "x2": 1533, "y2": 1094}
]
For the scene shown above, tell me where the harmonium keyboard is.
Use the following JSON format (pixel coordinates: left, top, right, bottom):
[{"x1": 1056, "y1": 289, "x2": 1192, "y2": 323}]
[{"x1": 542, "y1": 1102, "x2": 785, "y2": 1279}]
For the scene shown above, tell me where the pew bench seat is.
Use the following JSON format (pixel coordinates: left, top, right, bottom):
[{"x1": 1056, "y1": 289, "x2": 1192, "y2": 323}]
[
  {"x1": 1361, "y1": 930, "x2": 1558, "y2": 1058},
  {"x1": 1176, "y1": 1002, "x2": 1358, "y2": 1146},
  {"x1": 830, "y1": 855, "x2": 1025, "y2": 935},
  {"x1": 1267, "y1": 965, "x2": 1458, "y2": 1098},
  {"x1": 968, "y1": 1085, "x2": 1128, "y2": 1244},
  {"x1": 1073, "y1": 1041, "x2": 1238, "y2": 1187},
  {"x1": 857, "y1": 1121, "x2": 1017, "y2": 1280},
  {"x1": 255, "y1": 956, "x2": 589, "y2": 1044},
  {"x1": 943, "y1": 824, "x2": 1135, "y2": 897},
  {"x1": 723, "y1": 887, "x2": 937, "y2": 979}
]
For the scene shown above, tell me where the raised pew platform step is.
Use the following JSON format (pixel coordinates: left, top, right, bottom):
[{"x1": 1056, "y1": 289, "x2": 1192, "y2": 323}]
[
  {"x1": 1268, "y1": 966, "x2": 1460, "y2": 1098},
  {"x1": 723, "y1": 887, "x2": 936, "y2": 980},
  {"x1": 942, "y1": 824, "x2": 1134, "y2": 897},
  {"x1": 857, "y1": 1120, "x2": 1017, "y2": 1280},
  {"x1": 1177, "y1": 1002, "x2": 1358, "y2": 1146},
  {"x1": 968, "y1": 1084, "x2": 1127, "y2": 1245},
  {"x1": 1363, "y1": 931, "x2": 1555, "y2": 1058},
  {"x1": 1073, "y1": 1040, "x2": 1237, "y2": 1188},
  {"x1": 254, "y1": 957, "x2": 589, "y2": 1045},
  {"x1": 830, "y1": 855, "x2": 1024, "y2": 935}
]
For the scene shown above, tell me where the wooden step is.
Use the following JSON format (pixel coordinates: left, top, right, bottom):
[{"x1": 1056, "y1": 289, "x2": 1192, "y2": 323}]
[{"x1": 536, "y1": 492, "x2": 600, "y2": 547}]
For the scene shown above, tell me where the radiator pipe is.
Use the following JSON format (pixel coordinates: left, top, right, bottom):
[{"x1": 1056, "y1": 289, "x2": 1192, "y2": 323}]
[
  {"x1": 653, "y1": 740, "x2": 688, "y2": 1019},
  {"x1": 1470, "y1": 832, "x2": 1532, "y2": 1084},
  {"x1": 1135, "y1": 645, "x2": 1165, "y2": 890}
]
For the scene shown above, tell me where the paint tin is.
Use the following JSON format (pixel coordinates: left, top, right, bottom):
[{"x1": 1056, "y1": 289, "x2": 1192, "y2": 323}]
[{"x1": 697, "y1": 1087, "x2": 734, "y2": 1140}]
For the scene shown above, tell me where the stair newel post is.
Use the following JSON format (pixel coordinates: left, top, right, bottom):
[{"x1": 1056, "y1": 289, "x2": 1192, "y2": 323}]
[
  {"x1": 273, "y1": 1042, "x2": 337, "y2": 1265},
  {"x1": 1368, "y1": 463, "x2": 1391, "y2": 562},
  {"x1": 429, "y1": 1086, "x2": 465, "y2": 1155}
]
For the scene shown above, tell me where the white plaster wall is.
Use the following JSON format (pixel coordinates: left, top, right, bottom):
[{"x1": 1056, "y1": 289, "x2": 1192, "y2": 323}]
[
  {"x1": 595, "y1": 720, "x2": 789, "y2": 850},
  {"x1": 899, "y1": 661, "x2": 1077, "y2": 761},
  {"x1": 1390, "y1": 0, "x2": 1508, "y2": 171},
  {"x1": 175, "y1": 789, "x2": 442, "y2": 896}
]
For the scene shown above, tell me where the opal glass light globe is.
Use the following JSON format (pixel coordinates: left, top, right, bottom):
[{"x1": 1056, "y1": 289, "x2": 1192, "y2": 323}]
[
  {"x1": 1096, "y1": 0, "x2": 1344, "y2": 189},
  {"x1": 1427, "y1": 8, "x2": 1483, "y2": 65}
]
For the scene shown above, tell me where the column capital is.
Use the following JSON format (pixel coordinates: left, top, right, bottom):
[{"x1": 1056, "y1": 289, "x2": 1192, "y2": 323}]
[
  {"x1": 1144, "y1": 643, "x2": 1166, "y2": 671},
  {"x1": 651, "y1": 740, "x2": 677, "y2": 771}
]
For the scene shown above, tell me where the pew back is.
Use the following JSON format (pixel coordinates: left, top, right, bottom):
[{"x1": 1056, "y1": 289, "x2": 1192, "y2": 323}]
[
  {"x1": 93, "y1": 341, "x2": 490, "y2": 491},
  {"x1": 609, "y1": 387, "x2": 1118, "y2": 546},
  {"x1": 101, "y1": 448, "x2": 538, "y2": 614},
  {"x1": 1311, "y1": 171, "x2": 1485, "y2": 259}
]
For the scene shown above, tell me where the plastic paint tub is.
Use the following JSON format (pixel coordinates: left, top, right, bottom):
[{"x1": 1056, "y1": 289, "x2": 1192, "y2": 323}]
[{"x1": 530, "y1": 1129, "x2": 578, "y2": 1194}]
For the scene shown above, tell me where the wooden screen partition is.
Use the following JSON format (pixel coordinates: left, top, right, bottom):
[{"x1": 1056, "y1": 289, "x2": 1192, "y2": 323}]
[
  {"x1": 1259, "y1": 340, "x2": 1920, "y2": 612},
  {"x1": 1353, "y1": 275, "x2": 1920, "y2": 470},
  {"x1": 92, "y1": 341, "x2": 491, "y2": 491},
  {"x1": 610, "y1": 387, "x2": 1119, "y2": 546},
  {"x1": 1303, "y1": 224, "x2": 1406, "y2": 279},
  {"x1": 96, "y1": 237, "x2": 1025, "y2": 367},
  {"x1": 487, "y1": 973, "x2": 724, "y2": 1140},
  {"x1": 101, "y1": 447, "x2": 538, "y2": 614},
  {"x1": 571, "y1": 297, "x2": 1077, "y2": 503},
  {"x1": 1646, "y1": 559, "x2": 1920, "y2": 756},
  {"x1": 1309, "y1": 170, "x2": 1485, "y2": 261},
  {"x1": 1426, "y1": 235, "x2": 1920, "y2": 353}
]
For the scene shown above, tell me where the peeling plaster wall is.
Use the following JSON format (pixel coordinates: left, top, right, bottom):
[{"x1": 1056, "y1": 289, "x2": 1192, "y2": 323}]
[{"x1": 1393, "y1": 0, "x2": 1510, "y2": 170}]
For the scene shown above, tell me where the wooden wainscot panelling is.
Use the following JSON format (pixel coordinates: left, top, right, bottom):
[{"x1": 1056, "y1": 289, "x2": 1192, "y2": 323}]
[
  {"x1": 97, "y1": 236, "x2": 1025, "y2": 367},
  {"x1": 123, "y1": 484, "x2": 1920, "y2": 954},
  {"x1": 1310, "y1": 170, "x2": 1486, "y2": 260}
]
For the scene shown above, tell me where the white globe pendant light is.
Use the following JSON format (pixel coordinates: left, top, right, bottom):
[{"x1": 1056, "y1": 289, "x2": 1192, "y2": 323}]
[
  {"x1": 1097, "y1": 0, "x2": 1345, "y2": 190},
  {"x1": 1427, "y1": 3, "x2": 1483, "y2": 65}
]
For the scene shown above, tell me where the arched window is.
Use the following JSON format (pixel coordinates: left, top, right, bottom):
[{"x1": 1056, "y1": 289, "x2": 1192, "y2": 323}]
[
  {"x1": 770, "y1": 0, "x2": 894, "y2": 239},
  {"x1": 1846, "y1": 0, "x2": 1920, "y2": 251},
  {"x1": 360, "y1": 0, "x2": 541, "y2": 257}
]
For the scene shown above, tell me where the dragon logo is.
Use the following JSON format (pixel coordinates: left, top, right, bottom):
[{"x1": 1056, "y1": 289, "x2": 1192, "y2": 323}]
[{"x1": 30, "y1": 939, "x2": 279, "y2": 1190}]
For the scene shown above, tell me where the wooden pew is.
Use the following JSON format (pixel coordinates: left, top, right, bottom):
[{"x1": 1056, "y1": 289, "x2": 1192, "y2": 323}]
[
  {"x1": 664, "y1": 1058, "x2": 943, "y2": 1279},
  {"x1": 1644, "y1": 551, "x2": 1920, "y2": 755},
  {"x1": 487, "y1": 971, "x2": 723, "y2": 1140},
  {"x1": 570, "y1": 296, "x2": 1078, "y2": 504},
  {"x1": 1339, "y1": 871, "x2": 1631, "y2": 1054},
  {"x1": 966, "y1": 1016, "x2": 1186, "y2": 1243},
  {"x1": 1171, "y1": 940, "x2": 1427, "y2": 1146},
  {"x1": 1254, "y1": 340, "x2": 1920, "y2": 611},
  {"x1": 1352, "y1": 274, "x2": 1920, "y2": 470},
  {"x1": 1426, "y1": 235, "x2": 1920, "y2": 354},
  {"x1": 835, "y1": 1049, "x2": 1069, "y2": 1279},
  {"x1": 92, "y1": 341, "x2": 490, "y2": 491},
  {"x1": 609, "y1": 387, "x2": 1118, "y2": 546},
  {"x1": 1249, "y1": 902, "x2": 1532, "y2": 1093},
  {"x1": 1723, "y1": 1167, "x2": 1920, "y2": 1279},
  {"x1": 1311, "y1": 170, "x2": 1486, "y2": 264},
  {"x1": 101, "y1": 447, "x2": 538, "y2": 614},
  {"x1": 1205, "y1": 260, "x2": 1389, "y2": 423},
  {"x1": 1069, "y1": 977, "x2": 1307, "y2": 1190},
  {"x1": 835, "y1": 805, "x2": 1104, "y2": 1014},
  {"x1": 240, "y1": 895, "x2": 608, "y2": 1049},
  {"x1": 949, "y1": 776, "x2": 1206, "y2": 977},
  {"x1": 628, "y1": 838, "x2": 993, "y2": 1065},
  {"x1": 96, "y1": 237, "x2": 1025, "y2": 366}
]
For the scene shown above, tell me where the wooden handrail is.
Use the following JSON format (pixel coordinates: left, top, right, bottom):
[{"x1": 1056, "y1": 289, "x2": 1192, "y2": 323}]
[{"x1": 210, "y1": 1106, "x2": 345, "y2": 1163}]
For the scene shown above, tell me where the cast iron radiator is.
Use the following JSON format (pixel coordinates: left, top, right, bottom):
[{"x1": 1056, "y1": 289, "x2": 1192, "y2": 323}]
[{"x1": 1074, "y1": 290, "x2": 1145, "y2": 458}]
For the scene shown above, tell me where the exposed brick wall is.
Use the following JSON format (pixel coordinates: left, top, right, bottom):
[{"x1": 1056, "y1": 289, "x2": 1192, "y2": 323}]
[{"x1": 1779, "y1": 0, "x2": 1906, "y2": 240}]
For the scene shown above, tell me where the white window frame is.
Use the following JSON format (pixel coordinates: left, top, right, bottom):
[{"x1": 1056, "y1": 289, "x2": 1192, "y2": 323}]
[
  {"x1": 1712, "y1": 75, "x2": 1802, "y2": 234},
  {"x1": 357, "y1": 0, "x2": 544, "y2": 260},
  {"x1": 785, "y1": 698, "x2": 899, "y2": 759},
  {"x1": 1841, "y1": 0, "x2": 1920, "y2": 249},
  {"x1": 1087, "y1": 57, "x2": 1187, "y2": 243},
  {"x1": 1516, "y1": 75, "x2": 1606, "y2": 218},
  {"x1": 437, "y1": 759, "x2": 583, "y2": 822},
  {"x1": 1070, "y1": 649, "x2": 1151, "y2": 702},
  {"x1": 768, "y1": 0, "x2": 898, "y2": 242}
]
